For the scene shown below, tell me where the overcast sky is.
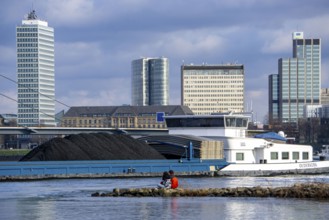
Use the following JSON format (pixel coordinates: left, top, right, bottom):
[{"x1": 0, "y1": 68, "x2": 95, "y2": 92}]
[{"x1": 1, "y1": 0, "x2": 329, "y2": 123}]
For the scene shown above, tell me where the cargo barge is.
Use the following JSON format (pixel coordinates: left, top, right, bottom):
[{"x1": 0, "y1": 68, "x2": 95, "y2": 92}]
[{"x1": 0, "y1": 158, "x2": 228, "y2": 180}]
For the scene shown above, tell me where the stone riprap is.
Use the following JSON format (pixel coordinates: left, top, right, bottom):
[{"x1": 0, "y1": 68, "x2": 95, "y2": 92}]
[{"x1": 91, "y1": 183, "x2": 329, "y2": 199}]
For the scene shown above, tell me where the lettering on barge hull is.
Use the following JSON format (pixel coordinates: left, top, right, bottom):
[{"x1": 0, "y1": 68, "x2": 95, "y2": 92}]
[{"x1": 298, "y1": 163, "x2": 317, "y2": 168}]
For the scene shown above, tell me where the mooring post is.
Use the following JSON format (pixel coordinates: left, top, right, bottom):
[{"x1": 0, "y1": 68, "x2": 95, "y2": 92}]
[{"x1": 189, "y1": 141, "x2": 194, "y2": 160}]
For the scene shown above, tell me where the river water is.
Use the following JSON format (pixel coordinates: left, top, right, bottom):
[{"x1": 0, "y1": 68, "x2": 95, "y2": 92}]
[{"x1": 1, "y1": 175, "x2": 329, "y2": 220}]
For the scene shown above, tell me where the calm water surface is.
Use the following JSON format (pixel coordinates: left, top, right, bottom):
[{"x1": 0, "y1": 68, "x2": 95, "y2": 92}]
[{"x1": 1, "y1": 175, "x2": 329, "y2": 220}]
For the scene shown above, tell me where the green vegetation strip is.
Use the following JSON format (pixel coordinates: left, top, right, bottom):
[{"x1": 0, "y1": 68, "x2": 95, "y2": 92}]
[
  {"x1": 0, "y1": 149, "x2": 30, "y2": 156},
  {"x1": 92, "y1": 183, "x2": 329, "y2": 199}
]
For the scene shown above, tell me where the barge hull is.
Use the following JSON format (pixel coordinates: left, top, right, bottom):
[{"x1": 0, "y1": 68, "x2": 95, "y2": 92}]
[
  {"x1": 217, "y1": 161, "x2": 329, "y2": 177},
  {"x1": 0, "y1": 159, "x2": 228, "y2": 181}
]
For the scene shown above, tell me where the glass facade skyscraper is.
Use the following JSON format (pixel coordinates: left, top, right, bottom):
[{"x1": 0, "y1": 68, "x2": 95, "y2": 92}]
[
  {"x1": 268, "y1": 74, "x2": 279, "y2": 121},
  {"x1": 16, "y1": 10, "x2": 55, "y2": 126},
  {"x1": 269, "y1": 32, "x2": 321, "y2": 124},
  {"x1": 131, "y1": 57, "x2": 169, "y2": 106},
  {"x1": 279, "y1": 58, "x2": 307, "y2": 122},
  {"x1": 293, "y1": 33, "x2": 321, "y2": 104}
]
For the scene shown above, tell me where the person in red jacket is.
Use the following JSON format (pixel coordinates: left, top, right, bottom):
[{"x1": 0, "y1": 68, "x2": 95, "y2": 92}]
[{"x1": 169, "y1": 170, "x2": 179, "y2": 189}]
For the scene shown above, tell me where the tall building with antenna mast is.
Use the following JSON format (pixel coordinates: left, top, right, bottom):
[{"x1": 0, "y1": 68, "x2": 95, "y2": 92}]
[
  {"x1": 16, "y1": 9, "x2": 55, "y2": 126},
  {"x1": 269, "y1": 32, "x2": 321, "y2": 124}
]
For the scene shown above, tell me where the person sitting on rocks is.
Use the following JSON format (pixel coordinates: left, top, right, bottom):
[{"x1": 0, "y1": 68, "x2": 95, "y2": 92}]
[
  {"x1": 169, "y1": 170, "x2": 179, "y2": 189},
  {"x1": 157, "y1": 171, "x2": 171, "y2": 188}
]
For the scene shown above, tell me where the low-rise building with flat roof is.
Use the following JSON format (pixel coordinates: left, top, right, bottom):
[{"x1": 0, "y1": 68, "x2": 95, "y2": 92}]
[
  {"x1": 322, "y1": 88, "x2": 329, "y2": 105},
  {"x1": 61, "y1": 105, "x2": 193, "y2": 129}
]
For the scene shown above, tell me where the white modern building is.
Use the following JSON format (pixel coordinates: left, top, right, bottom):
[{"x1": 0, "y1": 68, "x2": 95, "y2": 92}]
[
  {"x1": 131, "y1": 57, "x2": 169, "y2": 106},
  {"x1": 322, "y1": 88, "x2": 329, "y2": 105},
  {"x1": 303, "y1": 105, "x2": 322, "y2": 118},
  {"x1": 303, "y1": 104, "x2": 329, "y2": 119},
  {"x1": 181, "y1": 64, "x2": 245, "y2": 115},
  {"x1": 16, "y1": 10, "x2": 55, "y2": 126}
]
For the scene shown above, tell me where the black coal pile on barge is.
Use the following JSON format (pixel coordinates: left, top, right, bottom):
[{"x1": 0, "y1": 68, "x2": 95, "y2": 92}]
[{"x1": 19, "y1": 133, "x2": 165, "y2": 161}]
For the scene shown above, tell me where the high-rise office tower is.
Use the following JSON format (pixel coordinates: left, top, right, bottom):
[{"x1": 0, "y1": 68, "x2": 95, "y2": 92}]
[
  {"x1": 16, "y1": 10, "x2": 55, "y2": 126},
  {"x1": 269, "y1": 32, "x2": 321, "y2": 124},
  {"x1": 268, "y1": 74, "x2": 279, "y2": 121},
  {"x1": 181, "y1": 64, "x2": 245, "y2": 115},
  {"x1": 131, "y1": 57, "x2": 169, "y2": 106}
]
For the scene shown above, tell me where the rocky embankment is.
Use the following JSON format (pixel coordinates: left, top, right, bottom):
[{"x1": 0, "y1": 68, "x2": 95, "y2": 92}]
[{"x1": 92, "y1": 182, "x2": 329, "y2": 199}]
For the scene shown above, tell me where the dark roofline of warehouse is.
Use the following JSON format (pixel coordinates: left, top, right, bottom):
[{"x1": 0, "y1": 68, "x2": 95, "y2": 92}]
[{"x1": 63, "y1": 105, "x2": 194, "y2": 117}]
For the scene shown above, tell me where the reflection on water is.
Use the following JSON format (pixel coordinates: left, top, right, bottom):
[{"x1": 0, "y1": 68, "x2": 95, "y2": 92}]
[{"x1": 1, "y1": 175, "x2": 329, "y2": 220}]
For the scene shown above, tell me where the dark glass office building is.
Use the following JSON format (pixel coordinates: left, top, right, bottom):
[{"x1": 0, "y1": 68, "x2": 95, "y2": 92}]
[{"x1": 131, "y1": 57, "x2": 169, "y2": 106}]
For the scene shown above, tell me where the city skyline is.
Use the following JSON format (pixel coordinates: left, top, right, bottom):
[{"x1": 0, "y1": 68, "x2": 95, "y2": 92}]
[{"x1": 0, "y1": 0, "x2": 328, "y2": 123}]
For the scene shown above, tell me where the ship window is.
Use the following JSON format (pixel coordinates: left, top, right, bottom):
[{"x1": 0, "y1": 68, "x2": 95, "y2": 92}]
[
  {"x1": 242, "y1": 119, "x2": 248, "y2": 127},
  {"x1": 236, "y1": 118, "x2": 248, "y2": 127},
  {"x1": 236, "y1": 153, "x2": 244, "y2": 161},
  {"x1": 271, "y1": 152, "x2": 278, "y2": 160},
  {"x1": 166, "y1": 118, "x2": 224, "y2": 127},
  {"x1": 302, "y1": 152, "x2": 309, "y2": 160},
  {"x1": 236, "y1": 118, "x2": 243, "y2": 127},
  {"x1": 282, "y1": 152, "x2": 289, "y2": 160},
  {"x1": 225, "y1": 118, "x2": 236, "y2": 127},
  {"x1": 292, "y1": 152, "x2": 299, "y2": 160}
]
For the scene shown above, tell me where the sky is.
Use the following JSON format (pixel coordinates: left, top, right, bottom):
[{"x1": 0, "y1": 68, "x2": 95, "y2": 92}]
[{"x1": 0, "y1": 0, "x2": 329, "y2": 123}]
